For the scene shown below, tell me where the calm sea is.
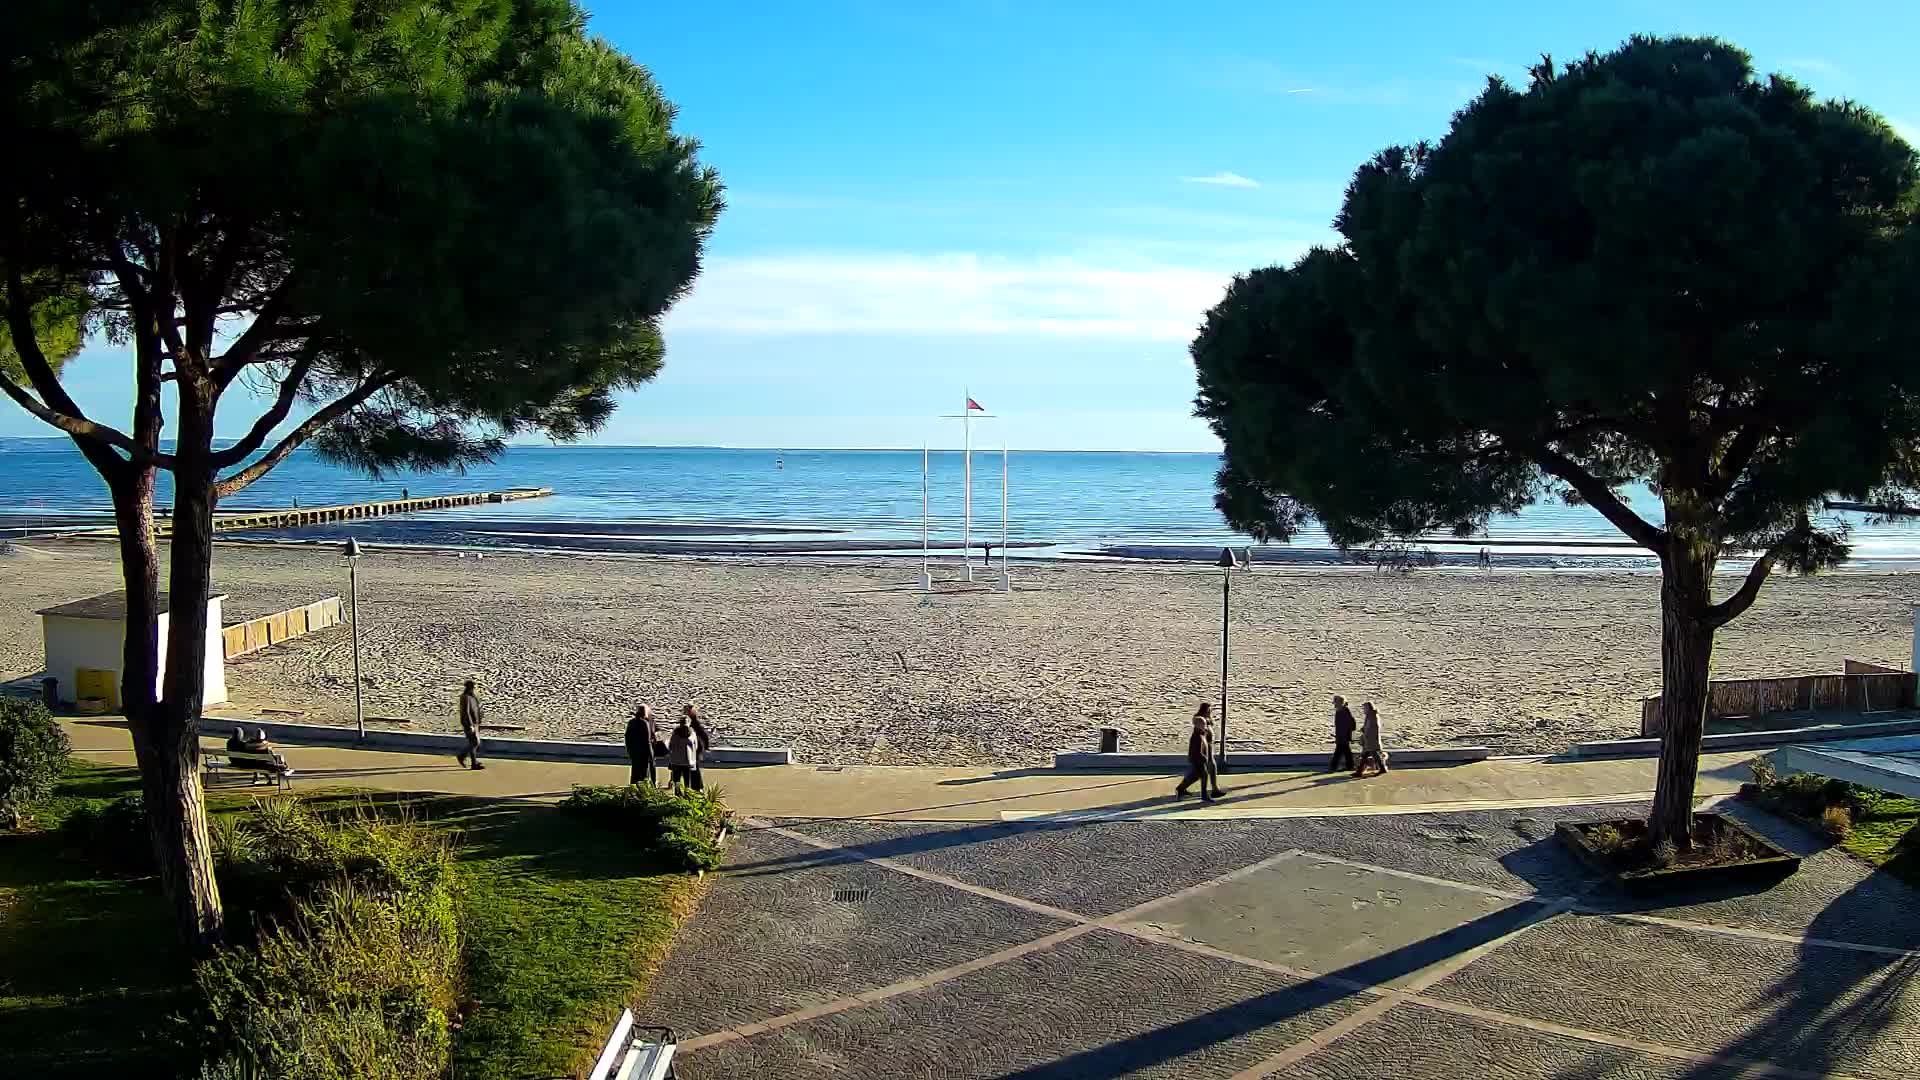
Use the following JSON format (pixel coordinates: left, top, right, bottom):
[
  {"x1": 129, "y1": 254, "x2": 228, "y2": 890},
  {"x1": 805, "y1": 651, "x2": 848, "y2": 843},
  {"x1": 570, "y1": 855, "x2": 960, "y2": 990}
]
[{"x1": 5, "y1": 438, "x2": 1918, "y2": 567}]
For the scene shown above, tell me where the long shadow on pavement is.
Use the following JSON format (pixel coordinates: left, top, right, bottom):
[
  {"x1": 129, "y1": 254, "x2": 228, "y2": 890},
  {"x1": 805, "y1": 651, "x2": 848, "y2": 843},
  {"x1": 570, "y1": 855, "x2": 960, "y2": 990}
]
[{"x1": 988, "y1": 904, "x2": 1548, "y2": 1080}]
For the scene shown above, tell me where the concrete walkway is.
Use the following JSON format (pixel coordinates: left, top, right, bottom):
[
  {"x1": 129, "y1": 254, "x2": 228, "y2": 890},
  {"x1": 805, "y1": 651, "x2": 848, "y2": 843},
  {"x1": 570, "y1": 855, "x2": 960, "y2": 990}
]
[{"x1": 60, "y1": 717, "x2": 1754, "y2": 821}]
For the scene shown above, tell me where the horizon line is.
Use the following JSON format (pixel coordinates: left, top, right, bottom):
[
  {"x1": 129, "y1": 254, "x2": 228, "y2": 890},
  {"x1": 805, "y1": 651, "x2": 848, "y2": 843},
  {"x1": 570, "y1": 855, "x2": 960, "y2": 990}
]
[{"x1": 0, "y1": 435, "x2": 1224, "y2": 455}]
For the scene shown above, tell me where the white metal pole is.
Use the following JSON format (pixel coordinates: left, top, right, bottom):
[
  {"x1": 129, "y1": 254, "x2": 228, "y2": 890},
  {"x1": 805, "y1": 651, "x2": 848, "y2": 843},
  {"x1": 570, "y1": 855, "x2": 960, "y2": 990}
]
[
  {"x1": 921, "y1": 445, "x2": 932, "y2": 592},
  {"x1": 998, "y1": 444, "x2": 1011, "y2": 592},
  {"x1": 963, "y1": 390, "x2": 974, "y2": 581}
]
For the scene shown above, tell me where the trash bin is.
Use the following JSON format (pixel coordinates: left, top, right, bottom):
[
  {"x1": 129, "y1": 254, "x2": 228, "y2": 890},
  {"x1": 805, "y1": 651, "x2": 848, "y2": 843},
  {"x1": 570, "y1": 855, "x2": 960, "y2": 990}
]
[
  {"x1": 41, "y1": 677, "x2": 59, "y2": 709},
  {"x1": 1098, "y1": 727, "x2": 1121, "y2": 754}
]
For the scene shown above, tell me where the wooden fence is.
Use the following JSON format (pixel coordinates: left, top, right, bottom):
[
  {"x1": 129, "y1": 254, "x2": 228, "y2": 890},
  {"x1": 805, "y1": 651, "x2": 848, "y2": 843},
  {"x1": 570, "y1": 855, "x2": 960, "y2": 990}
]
[
  {"x1": 1639, "y1": 668, "x2": 1918, "y2": 736},
  {"x1": 222, "y1": 596, "x2": 344, "y2": 661}
]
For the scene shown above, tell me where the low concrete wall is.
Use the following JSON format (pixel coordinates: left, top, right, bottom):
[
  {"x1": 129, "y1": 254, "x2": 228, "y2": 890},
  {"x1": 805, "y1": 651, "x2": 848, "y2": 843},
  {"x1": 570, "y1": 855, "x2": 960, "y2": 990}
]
[
  {"x1": 210, "y1": 717, "x2": 792, "y2": 765},
  {"x1": 1571, "y1": 716, "x2": 1920, "y2": 758},
  {"x1": 1052, "y1": 746, "x2": 1491, "y2": 770}
]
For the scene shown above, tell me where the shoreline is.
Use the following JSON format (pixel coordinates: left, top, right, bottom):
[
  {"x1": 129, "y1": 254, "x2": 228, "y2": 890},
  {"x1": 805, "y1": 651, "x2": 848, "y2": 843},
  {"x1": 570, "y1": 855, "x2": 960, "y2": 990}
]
[{"x1": 7, "y1": 539, "x2": 1920, "y2": 767}]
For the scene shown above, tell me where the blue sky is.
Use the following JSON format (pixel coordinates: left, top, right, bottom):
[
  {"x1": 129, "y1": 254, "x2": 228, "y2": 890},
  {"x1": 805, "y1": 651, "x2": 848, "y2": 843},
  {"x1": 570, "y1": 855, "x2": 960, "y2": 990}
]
[{"x1": 15, "y1": 0, "x2": 1920, "y2": 451}]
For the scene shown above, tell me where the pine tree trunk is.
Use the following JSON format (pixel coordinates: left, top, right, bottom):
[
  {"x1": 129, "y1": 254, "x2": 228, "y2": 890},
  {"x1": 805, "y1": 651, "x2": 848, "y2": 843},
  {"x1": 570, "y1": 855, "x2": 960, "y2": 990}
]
[
  {"x1": 1648, "y1": 549, "x2": 1716, "y2": 850},
  {"x1": 150, "y1": 396, "x2": 225, "y2": 952}
]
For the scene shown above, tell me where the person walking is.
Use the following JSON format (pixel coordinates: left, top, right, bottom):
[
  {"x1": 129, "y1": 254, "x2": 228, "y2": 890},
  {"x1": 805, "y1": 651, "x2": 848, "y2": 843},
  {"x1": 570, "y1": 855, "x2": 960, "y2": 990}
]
[
  {"x1": 1354, "y1": 701, "x2": 1389, "y2": 778},
  {"x1": 667, "y1": 712, "x2": 703, "y2": 791},
  {"x1": 625, "y1": 703, "x2": 660, "y2": 787},
  {"x1": 1175, "y1": 703, "x2": 1224, "y2": 801},
  {"x1": 457, "y1": 680, "x2": 486, "y2": 770},
  {"x1": 1329, "y1": 696, "x2": 1357, "y2": 773}
]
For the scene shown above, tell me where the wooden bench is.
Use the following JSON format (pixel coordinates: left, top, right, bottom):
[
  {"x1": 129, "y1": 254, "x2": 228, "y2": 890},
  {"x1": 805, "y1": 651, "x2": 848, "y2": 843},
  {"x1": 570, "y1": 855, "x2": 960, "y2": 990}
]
[
  {"x1": 204, "y1": 750, "x2": 294, "y2": 791},
  {"x1": 589, "y1": 1009, "x2": 676, "y2": 1080}
]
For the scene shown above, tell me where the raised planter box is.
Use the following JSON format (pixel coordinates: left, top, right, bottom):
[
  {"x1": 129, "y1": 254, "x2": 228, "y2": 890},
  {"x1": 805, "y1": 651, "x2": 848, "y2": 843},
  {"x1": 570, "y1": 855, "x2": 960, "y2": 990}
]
[
  {"x1": 206, "y1": 717, "x2": 793, "y2": 765},
  {"x1": 1555, "y1": 813, "x2": 1800, "y2": 894},
  {"x1": 1570, "y1": 716, "x2": 1920, "y2": 758},
  {"x1": 1052, "y1": 746, "x2": 1491, "y2": 770}
]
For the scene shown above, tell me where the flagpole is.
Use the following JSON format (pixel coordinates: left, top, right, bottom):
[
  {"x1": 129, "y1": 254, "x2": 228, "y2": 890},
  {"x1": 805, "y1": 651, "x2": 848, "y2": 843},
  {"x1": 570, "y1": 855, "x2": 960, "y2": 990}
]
[
  {"x1": 998, "y1": 443, "x2": 1011, "y2": 592},
  {"x1": 963, "y1": 389, "x2": 974, "y2": 581},
  {"x1": 920, "y1": 445, "x2": 931, "y2": 592}
]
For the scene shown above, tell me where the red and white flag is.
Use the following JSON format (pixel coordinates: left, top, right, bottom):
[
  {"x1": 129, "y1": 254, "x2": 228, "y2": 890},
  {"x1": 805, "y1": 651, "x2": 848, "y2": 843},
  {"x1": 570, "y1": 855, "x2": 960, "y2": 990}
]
[{"x1": 966, "y1": 398, "x2": 985, "y2": 412}]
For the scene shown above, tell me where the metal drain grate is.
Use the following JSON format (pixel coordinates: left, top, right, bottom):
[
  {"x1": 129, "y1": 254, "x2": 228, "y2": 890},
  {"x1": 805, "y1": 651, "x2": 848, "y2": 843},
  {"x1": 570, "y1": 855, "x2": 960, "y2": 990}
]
[
  {"x1": 832, "y1": 887, "x2": 871, "y2": 903},
  {"x1": 816, "y1": 766, "x2": 846, "y2": 773}
]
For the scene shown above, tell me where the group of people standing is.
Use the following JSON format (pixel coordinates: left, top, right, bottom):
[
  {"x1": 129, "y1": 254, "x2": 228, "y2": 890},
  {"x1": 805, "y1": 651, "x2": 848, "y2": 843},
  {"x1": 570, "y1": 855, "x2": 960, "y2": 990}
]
[
  {"x1": 454, "y1": 681, "x2": 713, "y2": 790},
  {"x1": 625, "y1": 703, "x2": 713, "y2": 790}
]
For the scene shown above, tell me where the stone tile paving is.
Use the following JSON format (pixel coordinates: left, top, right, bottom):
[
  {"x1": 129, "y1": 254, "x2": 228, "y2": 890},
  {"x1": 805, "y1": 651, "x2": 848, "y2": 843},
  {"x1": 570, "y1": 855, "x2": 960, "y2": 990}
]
[
  {"x1": 648, "y1": 800, "x2": 1920, "y2": 1079},
  {"x1": 1135, "y1": 855, "x2": 1546, "y2": 989},
  {"x1": 1290, "y1": 1003, "x2": 1749, "y2": 1080},
  {"x1": 1581, "y1": 801, "x2": 1920, "y2": 950},
  {"x1": 675, "y1": 930, "x2": 1366, "y2": 1080},
  {"x1": 779, "y1": 801, "x2": 1631, "y2": 915},
  {"x1": 1428, "y1": 914, "x2": 1920, "y2": 1078},
  {"x1": 643, "y1": 828, "x2": 1075, "y2": 1033}
]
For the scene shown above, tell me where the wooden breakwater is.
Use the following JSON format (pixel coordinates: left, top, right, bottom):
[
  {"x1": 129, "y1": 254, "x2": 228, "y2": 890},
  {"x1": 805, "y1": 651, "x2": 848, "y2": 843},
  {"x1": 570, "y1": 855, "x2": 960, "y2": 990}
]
[
  {"x1": 222, "y1": 596, "x2": 344, "y2": 660},
  {"x1": 1639, "y1": 668, "x2": 1918, "y2": 736},
  {"x1": 154, "y1": 487, "x2": 553, "y2": 538}
]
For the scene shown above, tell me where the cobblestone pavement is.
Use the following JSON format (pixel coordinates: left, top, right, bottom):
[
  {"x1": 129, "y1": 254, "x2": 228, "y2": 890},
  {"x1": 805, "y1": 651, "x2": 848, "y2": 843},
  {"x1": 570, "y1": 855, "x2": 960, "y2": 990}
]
[{"x1": 641, "y1": 800, "x2": 1920, "y2": 1079}]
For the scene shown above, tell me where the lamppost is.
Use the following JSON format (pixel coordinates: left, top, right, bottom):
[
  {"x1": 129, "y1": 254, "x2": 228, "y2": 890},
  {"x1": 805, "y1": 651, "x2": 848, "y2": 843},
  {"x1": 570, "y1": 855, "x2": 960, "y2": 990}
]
[
  {"x1": 1216, "y1": 546, "x2": 1235, "y2": 771},
  {"x1": 343, "y1": 537, "x2": 366, "y2": 742}
]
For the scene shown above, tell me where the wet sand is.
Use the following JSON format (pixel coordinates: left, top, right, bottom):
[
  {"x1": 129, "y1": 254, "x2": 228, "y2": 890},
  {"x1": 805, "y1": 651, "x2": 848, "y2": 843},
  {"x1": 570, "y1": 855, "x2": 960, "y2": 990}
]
[{"x1": 3, "y1": 539, "x2": 1917, "y2": 765}]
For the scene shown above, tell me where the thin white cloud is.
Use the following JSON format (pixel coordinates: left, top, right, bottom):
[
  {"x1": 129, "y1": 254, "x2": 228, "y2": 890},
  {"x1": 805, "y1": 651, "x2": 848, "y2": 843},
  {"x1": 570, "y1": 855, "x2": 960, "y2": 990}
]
[
  {"x1": 1892, "y1": 118, "x2": 1919, "y2": 146},
  {"x1": 664, "y1": 253, "x2": 1235, "y2": 341},
  {"x1": 1783, "y1": 57, "x2": 1845, "y2": 80},
  {"x1": 1181, "y1": 171, "x2": 1261, "y2": 188}
]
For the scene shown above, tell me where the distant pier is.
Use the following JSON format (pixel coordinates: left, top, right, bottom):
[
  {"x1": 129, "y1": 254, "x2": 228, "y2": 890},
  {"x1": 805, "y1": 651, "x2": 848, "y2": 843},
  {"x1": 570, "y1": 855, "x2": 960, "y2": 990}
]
[{"x1": 153, "y1": 487, "x2": 554, "y2": 538}]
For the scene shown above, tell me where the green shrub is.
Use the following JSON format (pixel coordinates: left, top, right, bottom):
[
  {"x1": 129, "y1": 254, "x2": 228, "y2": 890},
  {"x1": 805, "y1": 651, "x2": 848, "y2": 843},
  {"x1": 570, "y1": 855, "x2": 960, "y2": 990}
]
[
  {"x1": 216, "y1": 797, "x2": 453, "y2": 937},
  {"x1": 1, "y1": 695, "x2": 70, "y2": 828},
  {"x1": 192, "y1": 881, "x2": 460, "y2": 1080},
  {"x1": 62, "y1": 792, "x2": 151, "y2": 869},
  {"x1": 1584, "y1": 823, "x2": 1626, "y2": 854},
  {"x1": 560, "y1": 783, "x2": 730, "y2": 872},
  {"x1": 190, "y1": 798, "x2": 460, "y2": 1080}
]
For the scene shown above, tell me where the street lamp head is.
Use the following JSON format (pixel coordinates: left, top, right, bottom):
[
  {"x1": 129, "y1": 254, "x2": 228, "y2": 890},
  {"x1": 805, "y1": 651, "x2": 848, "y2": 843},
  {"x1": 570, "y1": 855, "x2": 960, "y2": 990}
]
[
  {"x1": 1217, "y1": 547, "x2": 1237, "y2": 569},
  {"x1": 343, "y1": 537, "x2": 365, "y2": 559}
]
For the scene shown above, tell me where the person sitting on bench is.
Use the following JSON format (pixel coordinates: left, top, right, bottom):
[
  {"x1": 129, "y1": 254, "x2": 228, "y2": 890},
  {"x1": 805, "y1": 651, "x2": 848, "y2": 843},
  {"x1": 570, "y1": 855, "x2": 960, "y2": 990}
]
[{"x1": 227, "y1": 726, "x2": 269, "y2": 754}]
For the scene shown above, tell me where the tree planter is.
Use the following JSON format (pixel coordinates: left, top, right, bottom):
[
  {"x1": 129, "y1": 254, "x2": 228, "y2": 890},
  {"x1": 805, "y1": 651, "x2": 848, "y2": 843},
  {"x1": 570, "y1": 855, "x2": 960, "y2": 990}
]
[{"x1": 1557, "y1": 814, "x2": 1800, "y2": 895}]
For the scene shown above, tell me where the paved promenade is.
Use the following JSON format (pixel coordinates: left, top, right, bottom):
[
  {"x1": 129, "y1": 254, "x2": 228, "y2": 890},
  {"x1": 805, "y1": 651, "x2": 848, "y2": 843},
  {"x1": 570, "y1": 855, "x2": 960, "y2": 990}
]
[
  {"x1": 63, "y1": 717, "x2": 1918, "y2": 1077},
  {"x1": 63, "y1": 717, "x2": 1753, "y2": 821}
]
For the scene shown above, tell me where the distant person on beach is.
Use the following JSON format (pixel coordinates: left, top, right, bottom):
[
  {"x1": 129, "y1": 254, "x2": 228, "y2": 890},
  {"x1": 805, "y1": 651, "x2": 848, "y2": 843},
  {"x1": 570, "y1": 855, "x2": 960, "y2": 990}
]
[
  {"x1": 457, "y1": 680, "x2": 486, "y2": 770},
  {"x1": 1175, "y1": 703, "x2": 1223, "y2": 802},
  {"x1": 1329, "y1": 696, "x2": 1357, "y2": 773},
  {"x1": 625, "y1": 704, "x2": 660, "y2": 787},
  {"x1": 668, "y1": 713, "x2": 704, "y2": 790},
  {"x1": 1354, "y1": 701, "x2": 1388, "y2": 778}
]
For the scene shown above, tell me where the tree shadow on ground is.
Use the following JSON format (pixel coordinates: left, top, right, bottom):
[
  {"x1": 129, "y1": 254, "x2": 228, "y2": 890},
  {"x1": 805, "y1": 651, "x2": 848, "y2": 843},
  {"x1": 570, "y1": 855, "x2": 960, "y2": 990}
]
[
  {"x1": 1545, "y1": 800, "x2": 1920, "y2": 1080},
  {"x1": 988, "y1": 904, "x2": 1549, "y2": 1080}
]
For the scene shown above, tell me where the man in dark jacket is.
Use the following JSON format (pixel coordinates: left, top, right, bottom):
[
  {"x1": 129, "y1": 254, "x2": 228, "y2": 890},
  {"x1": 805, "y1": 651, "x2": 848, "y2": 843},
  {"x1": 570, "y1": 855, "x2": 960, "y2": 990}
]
[
  {"x1": 1174, "y1": 703, "x2": 1222, "y2": 802},
  {"x1": 1329, "y1": 695, "x2": 1357, "y2": 773},
  {"x1": 625, "y1": 704, "x2": 660, "y2": 787},
  {"x1": 457, "y1": 680, "x2": 486, "y2": 770}
]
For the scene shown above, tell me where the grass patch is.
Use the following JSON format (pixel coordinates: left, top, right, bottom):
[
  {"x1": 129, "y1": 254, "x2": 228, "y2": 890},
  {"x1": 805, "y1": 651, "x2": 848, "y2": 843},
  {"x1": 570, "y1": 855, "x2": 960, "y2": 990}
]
[
  {"x1": 1840, "y1": 794, "x2": 1920, "y2": 887},
  {"x1": 2, "y1": 764, "x2": 705, "y2": 1079},
  {"x1": 0, "y1": 762, "x2": 190, "y2": 1078},
  {"x1": 1746, "y1": 757, "x2": 1920, "y2": 887}
]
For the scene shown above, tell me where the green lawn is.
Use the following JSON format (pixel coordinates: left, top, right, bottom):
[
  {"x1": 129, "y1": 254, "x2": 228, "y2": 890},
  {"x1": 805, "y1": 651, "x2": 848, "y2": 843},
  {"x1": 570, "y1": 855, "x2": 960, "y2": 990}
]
[
  {"x1": 1840, "y1": 793, "x2": 1920, "y2": 887},
  {"x1": 0, "y1": 763, "x2": 702, "y2": 1079}
]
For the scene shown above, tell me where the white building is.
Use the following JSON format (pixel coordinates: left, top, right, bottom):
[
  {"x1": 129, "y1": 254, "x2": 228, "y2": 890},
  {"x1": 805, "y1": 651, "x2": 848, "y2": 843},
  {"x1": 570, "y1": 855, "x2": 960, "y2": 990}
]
[{"x1": 37, "y1": 591, "x2": 228, "y2": 709}]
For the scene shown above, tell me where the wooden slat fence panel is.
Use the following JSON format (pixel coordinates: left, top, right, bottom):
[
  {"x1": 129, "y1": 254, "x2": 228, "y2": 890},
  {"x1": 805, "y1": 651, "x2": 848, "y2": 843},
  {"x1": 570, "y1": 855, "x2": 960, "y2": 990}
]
[
  {"x1": 1640, "y1": 669, "x2": 1917, "y2": 735},
  {"x1": 221, "y1": 595, "x2": 345, "y2": 659}
]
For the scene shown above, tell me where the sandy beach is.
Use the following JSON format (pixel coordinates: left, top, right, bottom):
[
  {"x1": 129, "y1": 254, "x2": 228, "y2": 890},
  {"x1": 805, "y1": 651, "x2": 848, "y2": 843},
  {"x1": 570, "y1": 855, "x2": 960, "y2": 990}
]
[{"x1": 3, "y1": 539, "x2": 1918, "y2": 765}]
